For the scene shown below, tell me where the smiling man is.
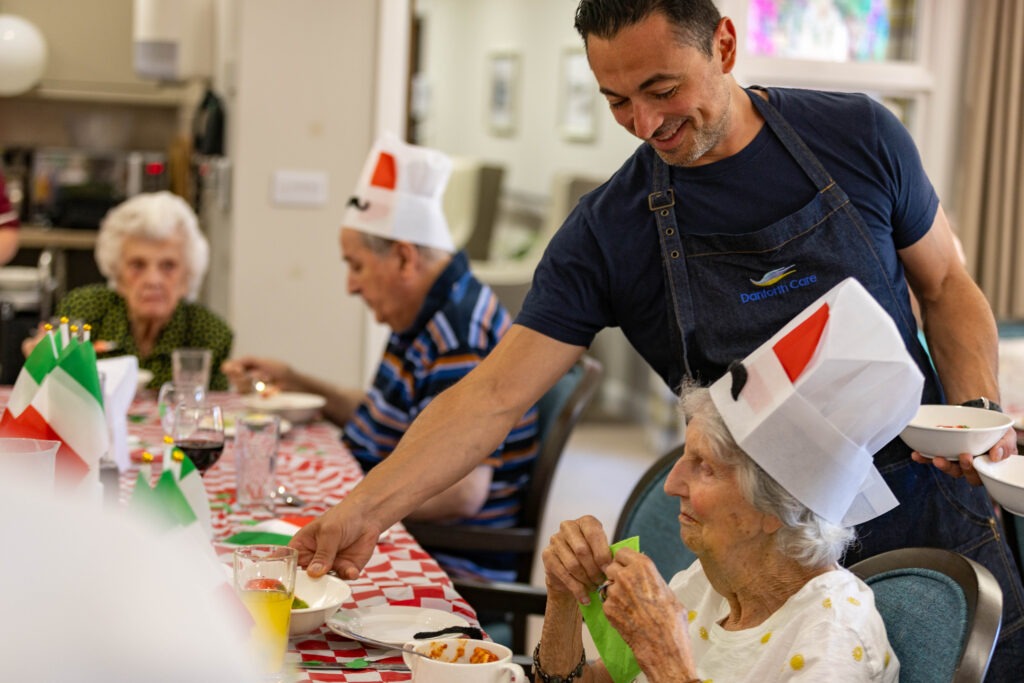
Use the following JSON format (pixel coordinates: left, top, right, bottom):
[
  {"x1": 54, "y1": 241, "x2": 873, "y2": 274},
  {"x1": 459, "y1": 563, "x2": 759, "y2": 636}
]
[{"x1": 291, "y1": 3, "x2": 1022, "y2": 677}]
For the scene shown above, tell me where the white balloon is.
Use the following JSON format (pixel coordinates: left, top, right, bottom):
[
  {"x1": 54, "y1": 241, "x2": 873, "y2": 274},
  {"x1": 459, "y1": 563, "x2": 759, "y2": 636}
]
[{"x1": 0, "y1": 14, "x2": 47, "y2": 96}]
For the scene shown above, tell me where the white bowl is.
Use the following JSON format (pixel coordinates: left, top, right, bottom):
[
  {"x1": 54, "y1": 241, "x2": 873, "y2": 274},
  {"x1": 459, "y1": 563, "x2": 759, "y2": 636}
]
[
  {"x1": 974, "y1": 455, "x2": 1024, "y2": 517},
  {"x1": 290, "y1": 572, "x2": 352, "y2": 636},
  {"x1": 136, "y1": 368, "x2": 154, "y2": 392},
  {"x1": 899, "y1": 405, "x2": 1014, "y2": 459},
  {"x1": 242, "y1": 392, "x2": 327, "y2": 424}
]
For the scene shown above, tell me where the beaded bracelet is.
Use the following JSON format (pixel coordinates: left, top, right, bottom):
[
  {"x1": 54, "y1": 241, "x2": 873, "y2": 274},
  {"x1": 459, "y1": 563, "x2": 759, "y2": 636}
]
[{"x1": 532, "y1": 642, "x2": 586, "y2": 683}]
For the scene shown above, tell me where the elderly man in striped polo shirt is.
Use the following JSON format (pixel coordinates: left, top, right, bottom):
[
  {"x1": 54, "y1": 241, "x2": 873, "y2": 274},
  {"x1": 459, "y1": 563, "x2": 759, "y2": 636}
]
[{"x1": 224, "y1": 134, "x2": 539, "y2": 580}]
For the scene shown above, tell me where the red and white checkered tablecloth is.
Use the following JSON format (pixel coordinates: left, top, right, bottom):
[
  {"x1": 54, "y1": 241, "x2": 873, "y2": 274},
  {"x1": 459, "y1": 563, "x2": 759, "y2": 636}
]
[{"x1": 123, "y1": 391, "x2": 479, "y2": 682}]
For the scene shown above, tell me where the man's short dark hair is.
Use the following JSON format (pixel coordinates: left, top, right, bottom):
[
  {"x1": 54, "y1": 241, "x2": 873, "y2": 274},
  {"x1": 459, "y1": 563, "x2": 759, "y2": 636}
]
[{"x1": 574, "y1": 0, "x2": 722, "y2": 56}]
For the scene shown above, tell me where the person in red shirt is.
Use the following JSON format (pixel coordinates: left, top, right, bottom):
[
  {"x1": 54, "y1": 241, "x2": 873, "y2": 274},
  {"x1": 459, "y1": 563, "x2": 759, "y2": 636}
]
[{"x1": 0, "y1": 170, "x2": 20, "y2": 265}]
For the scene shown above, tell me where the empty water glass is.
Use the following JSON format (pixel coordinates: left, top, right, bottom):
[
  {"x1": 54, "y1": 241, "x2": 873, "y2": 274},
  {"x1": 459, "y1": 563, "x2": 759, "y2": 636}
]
[
  {"x1": 157, "y1": 381, "x2": 206, "y2": 436},
  {"x1": 235, "y1": 414, "x2": 281, "y2": 512},
  {"x1": 172, "y1": 348, "x2": 213, "y2": 390}
]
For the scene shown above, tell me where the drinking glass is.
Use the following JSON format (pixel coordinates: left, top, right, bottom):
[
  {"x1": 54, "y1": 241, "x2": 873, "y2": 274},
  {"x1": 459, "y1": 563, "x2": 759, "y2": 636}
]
[
  {"x1": 172, "y1": 348, "x2": 213, "y2": 390},
  {"x1": 172, "y1": 404, "x2": 225, "y2": 475},
  {"x1": 0, "y1": 438, "x2": 59, "y2": 494},
  {"x1": 235, "y1": 414, "x2": 281, "y2": 512},
  {"x1": 233, "y1": 545, "x2": 297, "y2": 679},
  {"x1": 156, "y1": 381, "x2": 206, "y2": 436}
]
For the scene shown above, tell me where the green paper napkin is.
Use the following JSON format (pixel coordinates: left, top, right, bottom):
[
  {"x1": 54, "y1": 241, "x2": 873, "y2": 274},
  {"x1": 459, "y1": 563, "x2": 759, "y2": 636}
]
[
  {"x1": 580, "y1": 536, "x2": 642, "y2": 683},
  {"x1": 222, "y1": 531, "x2": 293, "y2": 546}
]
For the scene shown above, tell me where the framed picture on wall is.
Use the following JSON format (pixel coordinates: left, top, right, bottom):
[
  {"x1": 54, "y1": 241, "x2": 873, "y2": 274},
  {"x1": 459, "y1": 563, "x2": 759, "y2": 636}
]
[
  {"x1": 487, "y1": 51, "x2": 519, "y2": 137},
  {"x1": 559, "y1": 49, "x2": 597, "y2": 143}
]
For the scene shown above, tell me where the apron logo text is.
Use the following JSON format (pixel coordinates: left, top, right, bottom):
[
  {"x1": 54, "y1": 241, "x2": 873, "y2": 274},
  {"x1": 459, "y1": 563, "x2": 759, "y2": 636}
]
[{"x1": 740, "y1": 274, "x2": 819, "y2": 303}]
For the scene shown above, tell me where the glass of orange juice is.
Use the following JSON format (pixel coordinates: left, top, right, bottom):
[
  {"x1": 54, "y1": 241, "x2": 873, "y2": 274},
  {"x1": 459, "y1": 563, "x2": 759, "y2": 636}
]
[{"x1": 233, "y1": 545, "x2": 297, "y2": 679}]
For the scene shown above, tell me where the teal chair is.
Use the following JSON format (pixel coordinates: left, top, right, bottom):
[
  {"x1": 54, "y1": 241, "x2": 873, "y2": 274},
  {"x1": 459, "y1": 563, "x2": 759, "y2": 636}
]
[
  {"x1": 613, "y1": 444, "x2": 697, "y2": 580},
  {"x1": 850, "y1": 547, "x2": 1003, "y2": 683}
]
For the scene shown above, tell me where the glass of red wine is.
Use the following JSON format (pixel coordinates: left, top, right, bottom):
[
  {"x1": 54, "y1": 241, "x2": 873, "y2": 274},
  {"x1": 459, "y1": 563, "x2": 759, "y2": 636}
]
[{"x1": 172, "y1": 404, "x2": 225, "y2": 475}]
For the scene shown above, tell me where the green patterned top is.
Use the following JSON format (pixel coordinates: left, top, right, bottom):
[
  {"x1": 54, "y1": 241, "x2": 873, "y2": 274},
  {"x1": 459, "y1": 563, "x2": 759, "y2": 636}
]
[{"x1": 57, "y1": 284, "x2": 233, "y2": 390}]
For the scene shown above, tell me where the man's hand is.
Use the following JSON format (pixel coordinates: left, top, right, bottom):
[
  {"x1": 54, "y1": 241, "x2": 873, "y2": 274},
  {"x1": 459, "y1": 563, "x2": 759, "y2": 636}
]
[
  {"x1": 221, "y1": 356, "x2": 294, "y2": 394},
  {"x1": 911, "y1": 426, "x2": 1017, "y2": 486},
  {"x1": 288, "y1": 501, "x2": 382, "y2": 579}
]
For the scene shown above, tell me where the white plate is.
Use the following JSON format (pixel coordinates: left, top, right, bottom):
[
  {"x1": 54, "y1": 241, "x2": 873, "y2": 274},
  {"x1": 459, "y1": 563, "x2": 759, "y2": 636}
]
[
  {"x1": 223, "y1": 414, "x2": 292, "y2": 438},
  {"x1": 241, "y1": 392, "x2": 327, "y2": 423},
  {"x1": 327, "y1": 606, "x2": 470, "y2": 647}
]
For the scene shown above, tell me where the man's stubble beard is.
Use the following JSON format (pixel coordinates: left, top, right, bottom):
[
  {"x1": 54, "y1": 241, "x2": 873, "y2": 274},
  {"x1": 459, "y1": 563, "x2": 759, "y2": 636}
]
[{"x1": 654, "y1": 91, "x2": 733, "y2": 167}]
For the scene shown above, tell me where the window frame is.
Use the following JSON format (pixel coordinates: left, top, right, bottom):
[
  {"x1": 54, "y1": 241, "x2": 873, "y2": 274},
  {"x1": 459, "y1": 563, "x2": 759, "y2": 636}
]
[{"x1": 720, "y1": 0, "x2": 966, "y2": 203}]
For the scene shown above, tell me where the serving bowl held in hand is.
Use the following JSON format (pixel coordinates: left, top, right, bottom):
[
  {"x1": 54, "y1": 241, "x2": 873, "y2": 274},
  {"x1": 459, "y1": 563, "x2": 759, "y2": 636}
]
[
  {"x1": 973, "y1": 455, "x2": 1024, "y2": 517},
  {"x1": 290, "y1": 572, "x2": 352, "y2": 636},
  {"x1": 898, "y1": 405, "x2": 1014, "y2": 459},
  {"x1": 242, "y1": 392, "x2": 327, "y2": 424}
]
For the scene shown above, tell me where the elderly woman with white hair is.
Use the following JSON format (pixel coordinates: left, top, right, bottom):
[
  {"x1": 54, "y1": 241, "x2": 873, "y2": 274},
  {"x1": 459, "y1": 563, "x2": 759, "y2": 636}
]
[
  {"x1": 533, "y1": 280, "x2": 920, "y2": 683},
  {"x1": 24, "y1": 191, "x2": 232, "y2": 389}
]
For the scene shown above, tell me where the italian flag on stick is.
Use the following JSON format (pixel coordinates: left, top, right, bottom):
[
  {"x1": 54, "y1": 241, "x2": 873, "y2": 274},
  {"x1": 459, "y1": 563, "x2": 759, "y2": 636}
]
[
  {"x1": 165, "y1": 447, "x2": 213, "y2": 538},
  {"x1": 0, "y1": 332, "x2": 108, "y2": 491}
]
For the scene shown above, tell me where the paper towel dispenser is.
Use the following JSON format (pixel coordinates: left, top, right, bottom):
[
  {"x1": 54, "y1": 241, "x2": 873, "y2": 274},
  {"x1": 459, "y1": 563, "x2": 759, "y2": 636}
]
[{"x1": 133, "y1": 0, "x2": 213, "y2": 81}]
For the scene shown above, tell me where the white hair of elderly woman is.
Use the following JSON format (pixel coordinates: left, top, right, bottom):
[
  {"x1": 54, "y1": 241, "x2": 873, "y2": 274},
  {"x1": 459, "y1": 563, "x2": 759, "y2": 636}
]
[
  {"x1": 680, "y1": 385, "x2": 856, "y2": 567},
  {"x1": 94, "y1": 191, "x2": 210, "y2": 300}
]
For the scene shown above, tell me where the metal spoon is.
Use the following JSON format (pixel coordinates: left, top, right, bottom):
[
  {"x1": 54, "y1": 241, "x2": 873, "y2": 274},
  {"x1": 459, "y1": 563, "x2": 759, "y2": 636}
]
[
  {"x1": 329, "y1": 627, "x2": 436, "y2": 660},
  {"x1": 298, "y1": 658, "x2": 410, "y2": 671}
]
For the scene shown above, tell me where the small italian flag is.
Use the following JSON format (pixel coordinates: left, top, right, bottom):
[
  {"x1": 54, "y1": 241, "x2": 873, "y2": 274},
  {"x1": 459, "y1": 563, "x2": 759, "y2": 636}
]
[
  {"x1": 0, "y1": 331, "x2": 108, "y2": 492},
  {"x1": 129, "y1": 458, "x2": 235, "y2": 617},
  {"x1": 129, "y1": 449, "x2": 212, "y2": 538},
  {"x1": 166, "y1": 447, "x2": 213, "y2": 538}
]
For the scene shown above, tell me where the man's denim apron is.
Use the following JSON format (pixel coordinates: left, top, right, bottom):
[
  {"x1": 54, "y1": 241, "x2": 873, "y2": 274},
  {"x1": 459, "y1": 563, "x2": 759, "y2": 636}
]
[{"x1": 648, "y1": 87, "x2": 1023, "y2": 676}]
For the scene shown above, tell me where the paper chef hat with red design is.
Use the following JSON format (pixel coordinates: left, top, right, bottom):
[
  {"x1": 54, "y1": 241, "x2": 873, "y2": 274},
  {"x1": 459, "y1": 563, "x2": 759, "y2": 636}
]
[
  {"x1": 341, "y1": 132, "x2": 455, "y2": 252},
  {"x1": 709, "y1": 278, "x2": 924, "y2": 526}
]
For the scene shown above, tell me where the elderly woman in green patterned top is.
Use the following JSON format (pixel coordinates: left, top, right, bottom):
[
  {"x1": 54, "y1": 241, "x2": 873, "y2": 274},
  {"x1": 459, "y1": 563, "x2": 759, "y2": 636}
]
[{"x1": 22, "y1": 191, "x2": 232, "y2": 389}]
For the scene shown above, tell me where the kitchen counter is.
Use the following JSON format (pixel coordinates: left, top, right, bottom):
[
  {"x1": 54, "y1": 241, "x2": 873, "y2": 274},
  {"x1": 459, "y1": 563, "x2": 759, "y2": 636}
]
[
  {"x1": 12, "y1": 226, "x2": 101, "y2": 310},
  {"x1": 18, "y1": 226, "x2": 98, "y2": 250}
]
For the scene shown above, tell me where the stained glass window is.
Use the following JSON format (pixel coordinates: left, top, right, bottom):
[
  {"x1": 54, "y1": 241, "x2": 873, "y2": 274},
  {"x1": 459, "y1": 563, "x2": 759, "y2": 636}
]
[{"x1": 746, "y1": 0, "x2": 918, "y2": 63}]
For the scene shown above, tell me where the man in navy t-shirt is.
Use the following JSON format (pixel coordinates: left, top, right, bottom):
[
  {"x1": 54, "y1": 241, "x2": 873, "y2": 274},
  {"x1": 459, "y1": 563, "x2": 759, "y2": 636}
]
[{"x1": 292, "y1": 3, "x2": 1023, "y2": 677}]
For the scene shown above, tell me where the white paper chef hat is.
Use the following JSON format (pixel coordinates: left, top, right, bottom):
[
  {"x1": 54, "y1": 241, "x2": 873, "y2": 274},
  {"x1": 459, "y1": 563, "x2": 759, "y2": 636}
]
[
  {"x1": 341, "y1": 132, "x2": 455, "y2": 252},
  {"x1": 709, "y1": 278, "x2": 924, "y2": 527}
]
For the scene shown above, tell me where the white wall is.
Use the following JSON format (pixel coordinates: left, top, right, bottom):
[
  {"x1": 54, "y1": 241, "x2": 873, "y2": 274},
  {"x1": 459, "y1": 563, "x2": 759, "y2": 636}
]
[
  {"x1": 227, "y1": 0, "x2": 377, "y2": 387},
  {"x1": 416, "y1": 0, "x2": 640, "y2": 200}
]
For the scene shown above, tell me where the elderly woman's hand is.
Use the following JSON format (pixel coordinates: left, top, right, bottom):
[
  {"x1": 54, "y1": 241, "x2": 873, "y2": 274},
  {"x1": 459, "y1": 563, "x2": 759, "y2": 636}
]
[
  {"x1": 541, "y1": 515, "x2": 614, "y2": 604},
  {"x1": 602, "y1": 548, "x2": 695, "y2": 680}
]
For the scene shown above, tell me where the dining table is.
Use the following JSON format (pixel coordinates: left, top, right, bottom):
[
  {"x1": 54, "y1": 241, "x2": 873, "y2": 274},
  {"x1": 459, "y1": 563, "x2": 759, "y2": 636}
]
[{"x1": 114, "y1": 389, "x2": 481, "y2": 682}]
